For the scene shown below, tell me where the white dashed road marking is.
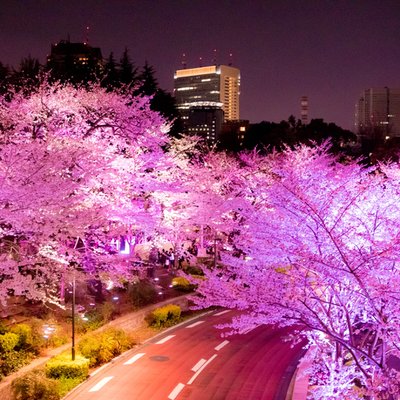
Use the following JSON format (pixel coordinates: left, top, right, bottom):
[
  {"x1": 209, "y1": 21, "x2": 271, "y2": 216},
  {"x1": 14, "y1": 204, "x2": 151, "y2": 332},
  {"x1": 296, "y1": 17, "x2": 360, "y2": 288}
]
[
  {"x1": 214, "y1": 310, "x2": 230, "y2": 316},
  {"x1": 191, "y1": 358, "x2": 207, "y2": 372},
  {"x1": 123, "y1": 353, "x2": 145, "y2": 365},
  {"x1": 215, "y1": 340, "x2": 229, "y2": 351},
  {"x1": 168, "y1": 383, "x2": 185, "y2": 400},
  {"x1": 88, "y1": 376, "x2": 114, "y2": 392},
  {"x1": 155, "y1": 334, "x2": 175, "y2": 344},
  {"x1": 187, "y1": 354, "x2": 218, "y2": 385},
  {"x1": 186, "y1": 320, "x2": 204, "y2": 328}
]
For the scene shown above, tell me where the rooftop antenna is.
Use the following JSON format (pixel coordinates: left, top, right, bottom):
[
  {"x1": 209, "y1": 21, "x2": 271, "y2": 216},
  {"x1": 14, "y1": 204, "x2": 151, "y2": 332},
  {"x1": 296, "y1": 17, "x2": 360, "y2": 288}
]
[
  {"x1": 84, "y1": 25, "x2": 90, "y2": 45},
  {"x1": 181, "y1": 52, "x2": 187, "y2": 69},
  {"x1": 199, "y1": 56, "x2": 203, "y2": 67},
  {"x1": 228, "y1": 52, "x2": 233, "y2": 66},
  {"x1": 212, "y1": 48, "x2": 217, "y2": 65}
]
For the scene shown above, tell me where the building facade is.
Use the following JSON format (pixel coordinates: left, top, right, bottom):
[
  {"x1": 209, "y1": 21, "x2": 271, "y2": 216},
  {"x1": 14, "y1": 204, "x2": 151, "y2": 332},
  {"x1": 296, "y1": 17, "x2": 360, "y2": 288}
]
[
  {"x1": 174, "y1": 65, "x2": 240, "y2": 124},
  {"x1": 187, "y1": 103, "x2": 224, "y2": 144},
  {"x1": 355, "y1": 88, "x2": 400, "y2": 138},
  {"x1": 47, "y1": 39, "x2": 103, "y2": 81}
]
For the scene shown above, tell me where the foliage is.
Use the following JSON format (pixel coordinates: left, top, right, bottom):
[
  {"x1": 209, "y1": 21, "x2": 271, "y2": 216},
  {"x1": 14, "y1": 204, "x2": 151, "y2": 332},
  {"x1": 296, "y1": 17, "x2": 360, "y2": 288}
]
[
  {"x1": 56, "y1": 376, "x2": 85, "y2": 397},
  {"x1": 0, "y1": 81, "x2": 170, "y2": 306},
  {"x1": 0, "y1": 332, "x2": 19, "y2": 352},
  {"x1": 171, "y1": 277, "x2": 196, "y2": 292},
  {"x1": 10, "y1": 323, "x2": 33, "y2": 350},
  {"x1": 45, "y1": 353, "x2": 89, "y2": 380},
  {"x1": 147, "y1": 304, "x2": 181, "y2": 328},
  {"x1": 0, "y1": 349, "x2": 32, "y2": 377},
  {"x1": 184, "y1": 265, "x2": 204, "y2": 276},
  {"x1": 11, "y1": 369, "x2": 60, "y2": 400},
  {"x1": 76, "y1": 303, "x2": 116, "y2": 334},
  {"x1": 193, "y1": 143, "x2": 400, "y2": 399},
  {"x1": 128, "y1": 280, "x2": 158, "y2": 308},
  {"x1": 77, "y1": 327, "x2": 133, "y2": 367}
]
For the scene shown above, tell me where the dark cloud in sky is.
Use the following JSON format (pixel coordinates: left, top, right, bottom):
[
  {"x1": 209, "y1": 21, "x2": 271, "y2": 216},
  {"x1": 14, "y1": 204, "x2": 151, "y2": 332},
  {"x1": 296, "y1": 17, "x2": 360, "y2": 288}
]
[{"x1": 1, "y1": 0, "x2": 400, "y2": 129}]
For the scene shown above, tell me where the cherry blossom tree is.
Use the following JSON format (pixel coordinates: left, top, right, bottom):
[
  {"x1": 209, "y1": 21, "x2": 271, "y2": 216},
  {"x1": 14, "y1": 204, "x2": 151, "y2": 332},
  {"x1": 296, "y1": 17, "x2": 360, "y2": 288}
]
[
  {"x1": 0, "y1": 82, "x2": 171, "y2": 305},
  {"x1": 194, "y1": 143, "x2": 400, "y2": 399}
]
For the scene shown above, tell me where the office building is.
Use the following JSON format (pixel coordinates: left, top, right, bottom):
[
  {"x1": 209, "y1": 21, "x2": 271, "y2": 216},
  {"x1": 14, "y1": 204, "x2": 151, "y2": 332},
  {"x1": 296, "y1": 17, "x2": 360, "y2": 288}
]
[
  {"x1": 47, "y1": 39, "x2": 103, "y2": 81},
  {"x1": 355, "y1": 88, "x2": 400, "y2": 139},
  {"x1": 174, "y1": 65, "x2": 240, "y2": 124},
  {"x1": 187, "y1": 103, "x2": 224, "y2": 144}
]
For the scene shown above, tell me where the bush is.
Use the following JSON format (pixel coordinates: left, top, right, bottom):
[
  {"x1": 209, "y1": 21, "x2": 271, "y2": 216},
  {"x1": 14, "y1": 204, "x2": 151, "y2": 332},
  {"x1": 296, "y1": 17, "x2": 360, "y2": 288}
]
[
  {"x1": 45, "y1": 353, "x2": 89, "y2": 380},
  {"x1": 25, "y1": 318, "x2": 47, "y2": 354},
  {"x1": 10, "y1": 323, "x2": 33, "y2": 351},
  {"x1": 147, "y1": 304, "x2": 181, "y2": 328},
  {"x1": 0, "y1": 349, "x2": 32, "y2": 377},
  {"x1": 0, "y1": 332, "x2": 19, "y2": 352},
  {"x1": 128, "y1": 280, "x2": 157, "y2": 307},
  {"x1": 56, "y1": 376, "x2": 84, "y2": 397},
  {"x1": 76, "y1": 302, "x2": 116, "y2": 334},
  {"x1": 11, "y1": 369, "x2": 60, "y2": 400},
  {"x1": 171, "y1": 277, "x2": 196, "y2": 292},
  {"x1": 78, "y1": 327, "x2": 133, "y2": 367},
  {"x1": 185, "y1": 265, "x2": 204, "y2": 276}
]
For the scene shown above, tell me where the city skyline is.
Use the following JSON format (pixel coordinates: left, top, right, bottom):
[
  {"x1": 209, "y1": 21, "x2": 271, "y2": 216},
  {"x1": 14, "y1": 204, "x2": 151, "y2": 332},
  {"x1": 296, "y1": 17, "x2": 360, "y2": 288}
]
[{"x1": 1, "y1": 0, "x2": 400, "y2": 130}]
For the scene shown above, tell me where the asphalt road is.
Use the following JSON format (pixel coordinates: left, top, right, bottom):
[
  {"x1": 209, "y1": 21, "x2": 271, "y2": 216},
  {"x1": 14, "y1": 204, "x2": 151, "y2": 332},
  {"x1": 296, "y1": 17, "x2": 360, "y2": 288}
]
[{"x1": 66, "y1": 310, "x2": 305, "y2": 400}]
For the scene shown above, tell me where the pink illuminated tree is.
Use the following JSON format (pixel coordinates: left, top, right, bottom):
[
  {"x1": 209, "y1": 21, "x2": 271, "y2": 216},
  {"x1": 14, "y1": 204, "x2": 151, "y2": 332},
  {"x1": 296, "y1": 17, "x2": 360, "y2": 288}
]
[
  {"x1": 0, "y1": 82, "x2": 170, "y2": 305},
  {"x1": 194, "y1": 144, "x2": 400, "y2": 398}
]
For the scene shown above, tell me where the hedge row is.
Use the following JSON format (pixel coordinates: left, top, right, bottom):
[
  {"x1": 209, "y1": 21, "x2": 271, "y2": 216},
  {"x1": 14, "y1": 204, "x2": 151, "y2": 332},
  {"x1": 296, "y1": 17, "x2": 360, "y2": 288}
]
[{"x1": 146, "y1": 304, "x2": 181, "y2": 328}]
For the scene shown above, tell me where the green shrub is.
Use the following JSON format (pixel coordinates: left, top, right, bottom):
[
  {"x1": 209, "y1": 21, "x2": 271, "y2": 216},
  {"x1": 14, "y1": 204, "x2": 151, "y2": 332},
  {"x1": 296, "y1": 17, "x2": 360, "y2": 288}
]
[
  {"x1": 78, "y1": 327, "x2": 133, "y2": 367},
  {"x1": 25, "y1": 318, "x2": 47, "y2": 354},
  {"x1": 0, "y1": 349, "x2": 32, "y2": 377},
  {"x1": 57, "y1": 376, "x2": 85, "y2": 397},
  {"x1": 11, "y1": 369, "x2": 60, "y2": 400},
  {"x1": 10, "y1": 323, "x2": 33, "y2": 351},
  {"x1": 128, "y1": 280, "x2": 157, "y2": 307},
  {"x1": 76, "y1": 302, "x2": 116, "y2": 334},
  {"x1": 171, "y1": 277, "x2": 196, "y2": 292},
  {"x1": 0, "y1": 332, "x2": 19, "y2": 352},
  {"x1": 45, "y1": 353, "x2": 89, "y2": 380},
  {"x1": 185, "y1": 265, "x2": 204, "y2": 276},
  {"x1": 147, "y1": 304, "x2": 181, "y2": 328}
]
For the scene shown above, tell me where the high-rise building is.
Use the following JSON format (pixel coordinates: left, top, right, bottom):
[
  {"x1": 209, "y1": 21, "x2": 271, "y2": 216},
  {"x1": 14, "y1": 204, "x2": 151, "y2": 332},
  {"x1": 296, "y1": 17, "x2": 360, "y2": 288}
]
[
  {"x1": 355, "y1": 88, "x2": 400, "y2": 138},
  {"x1": 174, "y1": 65, "x2": 240, "y2": 124},
  {"x1": 47, "y1": 39, "x2": 103, "y2": 81},
  {"x1": 300, "y1": 96, "x2": 309, "y2": 125}
]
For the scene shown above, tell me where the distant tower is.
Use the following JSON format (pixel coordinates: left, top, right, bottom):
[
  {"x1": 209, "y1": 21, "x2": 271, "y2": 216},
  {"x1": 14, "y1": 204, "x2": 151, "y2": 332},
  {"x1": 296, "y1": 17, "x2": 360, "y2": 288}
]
[
  {"x1": 301, "y1": 96, "x2": 309, "y2": 125},
  {"x1": 181, "y1": 53, "x2": 187, "y2": 69}
]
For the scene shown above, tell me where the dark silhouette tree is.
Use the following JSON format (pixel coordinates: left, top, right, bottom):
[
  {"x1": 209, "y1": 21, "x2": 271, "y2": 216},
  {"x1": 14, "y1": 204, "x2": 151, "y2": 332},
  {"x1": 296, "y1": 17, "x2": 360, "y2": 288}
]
[
  {"x1": 101, "y1": 52, "x2": 119, "y2": 89},
  {"x1": 119, "y1": 48, "x2": 138, "y2": 86}
]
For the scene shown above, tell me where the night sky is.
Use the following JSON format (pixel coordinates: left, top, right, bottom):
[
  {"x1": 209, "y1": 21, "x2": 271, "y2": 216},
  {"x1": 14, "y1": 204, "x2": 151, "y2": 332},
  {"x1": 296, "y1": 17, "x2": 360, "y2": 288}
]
[{"x1": 1, "y1": 0, "x2": 400, "y2": 130}]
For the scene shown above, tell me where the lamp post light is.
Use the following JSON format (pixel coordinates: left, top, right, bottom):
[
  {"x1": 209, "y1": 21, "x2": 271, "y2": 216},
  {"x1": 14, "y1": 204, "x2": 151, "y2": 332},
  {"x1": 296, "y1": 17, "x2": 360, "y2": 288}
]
[{"x1": 71, "y1": 275, "x2": 76, "y2": 361}]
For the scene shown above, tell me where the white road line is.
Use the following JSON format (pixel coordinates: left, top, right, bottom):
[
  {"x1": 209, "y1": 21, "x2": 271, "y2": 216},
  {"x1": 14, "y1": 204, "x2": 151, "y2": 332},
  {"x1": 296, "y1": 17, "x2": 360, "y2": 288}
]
[
  {"x1": 88, "y1": 376, "x2": 114, "y2": 392},
  {"x1": 191, "y1": 358, "x2": 207, "y2": 372},
  {"x1": 243, "y1": 327, "x2": 257, "y2": 334},
  {"x1": 215, "y1": 340, "x2": 229, "y2": 351},
  {"x1": 214, "y1": 310, "x2": 230, "y2": 316},
  {"x1": 187, "y1": 354, "x2": 218, "y2": 385},
  {"x1": 123, "y1": 353, "x2": 145, "y2": 365},
  {"x1": 155, "y1": 334, "x2": 175, "y2": 344},
  {"x1": 168, "y1": 383, "x2": 185, "y2": 400},
  {"x1": 186, "y1": 320, "x2": 204, "y2": 329}
]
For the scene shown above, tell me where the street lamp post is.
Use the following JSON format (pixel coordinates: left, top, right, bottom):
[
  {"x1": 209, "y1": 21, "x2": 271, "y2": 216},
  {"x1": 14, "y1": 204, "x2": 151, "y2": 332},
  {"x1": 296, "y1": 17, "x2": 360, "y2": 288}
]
[{"x1": 71, "y1": 275, "x2": 76, "y2": 361}]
